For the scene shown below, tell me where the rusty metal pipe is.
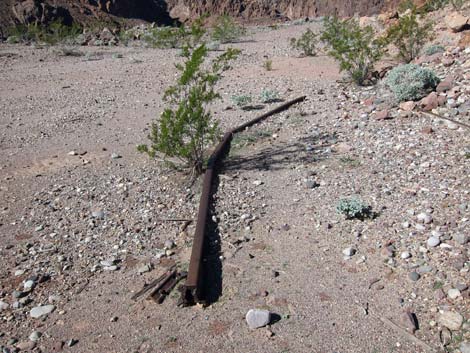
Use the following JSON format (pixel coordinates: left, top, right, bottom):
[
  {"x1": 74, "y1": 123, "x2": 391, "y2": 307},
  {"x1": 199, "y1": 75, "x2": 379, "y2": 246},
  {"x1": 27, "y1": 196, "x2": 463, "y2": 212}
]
[{"x1": 181, "y1": 96, "x2": 306, "y2": 305}]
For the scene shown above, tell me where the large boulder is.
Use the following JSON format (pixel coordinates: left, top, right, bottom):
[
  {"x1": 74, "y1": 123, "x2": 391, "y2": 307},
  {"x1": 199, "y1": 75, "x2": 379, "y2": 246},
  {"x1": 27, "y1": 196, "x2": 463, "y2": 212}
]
[
  {"x1": 445, "y1": 12, "x2": 469, "y2": 33},
  {"x1": 11, "y1": 0, "x2": 72, "y2": 25}
]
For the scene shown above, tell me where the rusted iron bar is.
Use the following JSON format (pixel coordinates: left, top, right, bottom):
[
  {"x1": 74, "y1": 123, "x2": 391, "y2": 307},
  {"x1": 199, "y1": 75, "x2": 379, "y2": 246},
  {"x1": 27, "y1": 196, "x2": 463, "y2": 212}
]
[
  {"x1": 131, "y1": 265, "x2": 176, "y2": 301},
  {"x1": 181, "y1": 96, "x2": 306, "y2": 306}
]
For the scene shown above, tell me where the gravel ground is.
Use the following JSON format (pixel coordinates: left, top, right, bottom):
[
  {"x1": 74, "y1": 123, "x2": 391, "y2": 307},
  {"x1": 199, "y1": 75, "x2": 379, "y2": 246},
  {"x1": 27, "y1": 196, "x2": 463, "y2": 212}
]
[{"x1": 0, "y1": 18, "x2": 469, "y2": 353}]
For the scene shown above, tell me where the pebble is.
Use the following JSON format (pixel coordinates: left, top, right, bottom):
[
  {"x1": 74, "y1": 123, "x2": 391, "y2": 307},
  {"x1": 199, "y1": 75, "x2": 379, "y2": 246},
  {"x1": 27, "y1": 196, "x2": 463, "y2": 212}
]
[
  {"x1": 30, "y1": 305, "x2": 55, "y2": 319},
  {"x1": 438, "y1": 311, "x2": 464, "y2": 331},
  {"x1": 246, "y1": 309, "x2": 271, "y2": 329},
  {"x1": 110, "y1": 153, "x2": 121, "y2": 159},
  {"x1": 253, "y1": 180, "x2": 263, "y2": 186},
  {"x1": 137, "y1": 264, "x2": 152, "y2": 274},
  {"x1": 427, "y1": 237, "x2": 440, "y2": 247},
  {"x1": 14, "y1": 269, "x2": 25, "y2": 276},
  {"x1": 454, "y1": 233, "x2": 469, "y2": 245},
  {"x1": 100, "y1": 259, "x2": 115, "y2": 267},
  {"x1": 16, "y1": 341, "x2": 36, "y2": 350},
  {"x1": 92, "y1": 210, "x2": 105, "y2": 219},
  {"x1": 103, "y1": 265, "x2": 118, "y2": 271},
  {"x1": 164, "y1": 239, "x2": 175, "y2": 249},
  {"x1": 460, "y1": 342, "x2": 470, "y2": 353},
  {"x1": 417, "y1": 213, "x2": 432, "y2": 224},
  {"x1": 342, "y1": 247, "x2": 356, "y2": 257},
  {"x1": 448, "y1": 288, "x2": 461, "y2": 300},
  {"x1": 23, "y1": 280, "x2": 35, "y2": 290},
  {"x1": 0, "y1": 301, "x2": 9, "y2": 311},
  {"x1": 29, "y1": 331, "x2": 41, "y2": 342},
  {"x1": 400, "y1": 251, "x2": 411, "y2": 259},
  {"x1": 305, "y1": 179, "x2": 319, "y2": 189},
  {"x1": 408, "y1": 272, "x2": 421, "y2": 282}
]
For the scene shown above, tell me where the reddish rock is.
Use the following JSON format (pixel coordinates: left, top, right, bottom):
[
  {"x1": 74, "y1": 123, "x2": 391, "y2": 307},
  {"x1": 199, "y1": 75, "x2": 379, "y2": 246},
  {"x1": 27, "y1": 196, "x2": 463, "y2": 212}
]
[
  {"x1": 445, "y1": 12, "x2": 469, "y2": 32},
  {"x1": 442, "y1": 58, "x2": 455, "y2": 67},
  {"x1": 436, "y1": 76, "x2": 454, "y2": 93},
  {"x1": 420, "y1": 92, "x2": 438, "y2": 111},
  {"x1": 437, "y1": 95, "x2": 447, "y2": 106},
  {"x1": 421, "y1": 126, "x2": 434, "y2": 134},
  {"x1": 399, "y1": 101, "x2": 416, "y2": 111},
  {"x1": 363, "y1": 97, "x2": 375, "y2": 106},
  {"x1": 375, "y1": 109, "x2": 391, "y2": 120}
]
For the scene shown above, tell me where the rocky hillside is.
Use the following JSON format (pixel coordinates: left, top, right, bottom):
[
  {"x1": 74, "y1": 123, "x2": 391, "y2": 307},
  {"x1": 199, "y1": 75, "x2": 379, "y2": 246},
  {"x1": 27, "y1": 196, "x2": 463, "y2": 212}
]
[{"x1": 1, "y1": 0, "x2": 401, "y2": 34}]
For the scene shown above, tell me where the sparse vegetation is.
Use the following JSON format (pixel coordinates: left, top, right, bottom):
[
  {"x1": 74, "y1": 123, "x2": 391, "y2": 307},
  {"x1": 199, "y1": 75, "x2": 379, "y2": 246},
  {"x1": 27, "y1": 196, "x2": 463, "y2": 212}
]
[
  {"x1": 321, "y1": 16, "x2": 384, "y2": 85},
  {"x1": 424, "y1": 44, "x2": 445, "y2": 55},
  {"x1": 290, "y1": 29, "x2": 318, "y2": 56},
  {"x1": 143, "y1": 19, "x2": 205, "y2": 49},
  {"x1": 384, "y1": 10, "x2": 434, "y2": 63},
  {"x1": 211, "y1": 15, "x2": 246, "y2": 43},
  {"x1": 138, "y1": 43, "x2": 239, "y2": 175},
  {"x1": 263, "y1": 59, "x2": 273, "y2": 71},
  {"x1": 7, "y1": 21, "x2": 82, "y2": 45},
  {"x1": 336, "y1": 197, "x2": 372, "y2": 220},
  {"x1": 385, "y1": 64, "x2": 440, "y2": 102},
  {"x1": 260, "y1": 89, "x2": 280, "y2": 103},
  {"x1": 231, "y1": 94, "x2": 253, "y2": 109}
]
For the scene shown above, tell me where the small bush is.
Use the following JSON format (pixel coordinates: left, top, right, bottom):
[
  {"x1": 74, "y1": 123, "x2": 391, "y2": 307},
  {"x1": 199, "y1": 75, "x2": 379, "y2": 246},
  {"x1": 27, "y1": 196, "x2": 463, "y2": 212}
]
[
  {"x1": 7, "y1": 21, "x2": 82, "y2": 45},
  {"x1": 321, "y1": 16, "x2": 384, "y2": 85},
  {"x1": 143, "y1": 19, "x2": 205, "y2": 49},
  {"x1": 211, "y1": 15, "x2": 246, "y2": 43},
  {"x1": 336, "y1": 197, "x2": 371, "y2": 220},
  {"x1": 260, "y1": 89, "x2": 280, "y2": 103},
  {"x1": 290, "y1": 29, "x2": 318, "y2": 56},
  {"x1": 384, "y1": 10, "x2": 433, "y2": 63},
  {"x1": 231, "y1": 94, "x2": 253, "y2": 108},
  {"x1": 424, "y1": 44, "x2": 445, "y2": 55},
  {"x1": 138, "y1": 43, "x2": 239, "y2": 175},
  {"x1": 263, "y1": 59, "x2": 273, "y2": 71},
  {"x1": 450, "y1": 0, "x2": 465, "y2": 10},
  {"x1": 423, "y1": 0, "x2": 448, "y2": 12},
  {"x1": 385, "y1": 64, "x2": 440, "y2": 102}
]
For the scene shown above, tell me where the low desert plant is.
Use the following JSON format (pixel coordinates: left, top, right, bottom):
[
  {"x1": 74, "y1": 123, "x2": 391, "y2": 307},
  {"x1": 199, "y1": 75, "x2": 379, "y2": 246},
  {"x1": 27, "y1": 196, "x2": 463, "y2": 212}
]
[
  {"x1": 450, "y1": 0, "x2": 465, "y2": 10},
  {"x1": 143, "y1": 19, "x2": 205, "y2": 49},
  {"x1": 260, "y1": 89, "x2": 280, "y2": 103},
  {"x1": 385, "y1": 64, "x2": 440, "y2": 102},
  {"x1": 211, "y1": 15, "x2": 246, "y2": 43},
  {"x1": 321, "y1": 16, "x2": 384, "y2": 85},
  {"x1": 231, "y1": 94, "x2": 253, "y2": 108},
  {"x1": 138, "y1": 43, "x2": 239, "y2": 175},
  {"x1": 290, "y1": 28, "x2": 318, "y2": 56},
  {"x1": 384, "y1": 10, "x2": 433, "y2": 63},
  {"x1": 336, "y1": 197, "x2": 371, "y2": 220},
  {"x1": 7, "y1": 21, "x2": 81, "y2": 45},
  {"x1": 263, "y1": 59, "x2": 273, "y2": 71},
  {"x1": 424, "y1": 44, "x2": 445, "y2": 55}
]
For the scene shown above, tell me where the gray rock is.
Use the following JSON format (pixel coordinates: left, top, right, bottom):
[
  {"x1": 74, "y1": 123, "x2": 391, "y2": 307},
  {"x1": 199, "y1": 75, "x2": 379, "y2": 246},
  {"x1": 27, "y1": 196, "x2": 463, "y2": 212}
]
[
  {"x1": 0, "y1": 301, "x2": 9, "y2": 312},
  {"x1": 246, "y1": 309, "x2": 271, "y2": 329},
  {"x1": 417, "y1": 213, "x2": 432, "y2": 224},
  {"x1": 460, "y1": 342, "x2": 470, "y2": 353},
  {"x1": 427, "y1": 237, "x2": 440, "y2": 247},
  {"x1": 454, "y1": 233, "x2": 469, "y2": 245},
  {"x1": 100, "y1": 259, "x2": 115, "y2": 267},
  {"x1": 92, "y1": 210, "x2": 105, "y2": 219},
  {"x1": 408, "y1": 272, "x2": 421, "y2": 282},
  {"x1": 137, "y1": 264, "x2": 152, "y2": 274},
  {"x1": 305, "y1": 180, "x2": 319, "y2": 189},
  {"x1": 29, "y1": 331, "x2": 41, "y2": 342},
  {"x1": 23, "y1": 280, "x2": 35, "y2": 290},
  {"x1": 103, "y1": 265, "x2": 118, "y2": 271},
  {"x1": 164, "y1": 239, "x2": 175, "y2": 249},
  {"x1": 417, "y1": 265, "x2": 433, "y2": 274},
  {"x1": 30, "y1": 305, "x2": 55, "y2": 319},
  {"x1": 439, "y1": 311, "x2": 464, "y2": 331},
  {"x1": 111, "y1": 153, "x2": 121, "y2": 159}
]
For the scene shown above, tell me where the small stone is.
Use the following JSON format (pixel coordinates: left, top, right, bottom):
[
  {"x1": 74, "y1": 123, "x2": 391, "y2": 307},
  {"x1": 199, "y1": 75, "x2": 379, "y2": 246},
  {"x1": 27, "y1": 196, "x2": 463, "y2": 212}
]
[
  {"x1": 420, "y1": 92, "x2": 438, "y2": 111},
  {"x1": 401, "y1": 251, "x2": 411, "y2": 259},
  {"x1": 460, "y1": 342, "x2": 470, "y2": 353},
  {"x1": 445, "y1": 12, "x2": 469, "y2": 32},
  {"x1": 400, "y1": 311, "x2": 418, "y2": 333},
  {"x1": 103, "y1": 265, "x2": 118, "y2": 271},
  {"x1": 305, "y1": 179, "x2": 319, "y2": 189},
  {"x1": 417, "y1": 213, "x2": 432, "y2": 224},
  {"x1": 92, "y1": 210, "x2": 105, "y2": 219},
  {"x1": 399, "y1": 101, "x2": 415, "y2": 111},
  {"x1": 29, "y1": 331, "x2": 41, "y2": 342},
  {"x1": 375, "y1": 109, "x2": 390, "y2": 120},
  {"x1": 67, "y1": 339, "x2": 78, "y2": 347},
  {"x1": 246, "y1": 309, "x2": 271, "y2": 329},
  {"x1": 16, "y1": 341, "x2": 36, "y2": 350},
  {"x1": 111, "y1": 153, "x2": 121, "y2": 159},
  {"x1": 68, "y1": 151, "x2": 77, "y2": 156},
  {"x1": 100, "y1": 259, "x2": 115, "y2": 267},
  {"x1": 14, "y1": 269, "x2": 25, "y2": 276},
  {"x1": 0, "y1": 301, "x2": 9, "y2": 311},
  {"x1": 137, "y1": 264, "x2": 152, "y2": 274},
  {"x1": 448, "y1": 288, "x2": 461, "y2": 300},
  {"x1": 439, "y1": 311, "x2": 464, "y2": 331},
  {"x1": 164, "y1": 239, "x2": 175, "y2": 249},
  {"x1": 342, "y1": 247, "x2": 356, "y2": 257},
  {"x1": 427, "y1": 237, "x2": 440, "y2": 247},
  {"x1": 454, "y1": 233, "x2": 469, "y2": 245},
  {"x1": 408, "y1": 272, "x2": 421, "y2": 282},
  {"x1": 24, "y1": 280, "x2": 35, "y2": 290},
  {"x1": 253, "y1": 180, "x2": 263, "y2": 186},
  {"x1": 30, "y1": 305, "x2": 55, "y2": 319}
]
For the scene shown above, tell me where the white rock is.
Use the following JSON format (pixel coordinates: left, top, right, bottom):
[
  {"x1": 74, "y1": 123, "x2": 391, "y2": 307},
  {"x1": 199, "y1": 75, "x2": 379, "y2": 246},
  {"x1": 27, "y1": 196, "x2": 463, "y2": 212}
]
[
  {"x1": 427, "y1": 237, "x2": 440, "y2": 247},
  {"x1": 253, "y1": 180, "x2": 263, "y2": 186},
  {"x1": 30, "y1": 305, "x2": 55, "y2": 319},
  {"x1": 29, "y1": 331, "x2": 41, "y2": 342},
  {"x1": 439, "y1": 311, "x2": 464, "y2": 331},
  {"x1": 401, "y1": 251, "x2": 411, "y2": 259},
  {"x1": 448, "y1": 288, "x2": 461, "y2": 300},
  {"x1": 246, "y1": 309, "x2": 271, "y2": 329},
  {"x1": 342, "y1": 247, "x2": 356, "y2": 257},
  {"x1": 417, "y1": 213, "x2": 432, "y2": 224}
]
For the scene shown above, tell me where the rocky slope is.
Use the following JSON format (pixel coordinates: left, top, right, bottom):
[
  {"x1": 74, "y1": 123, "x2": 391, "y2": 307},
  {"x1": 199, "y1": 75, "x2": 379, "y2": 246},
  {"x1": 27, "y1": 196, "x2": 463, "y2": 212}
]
[{"x1": 1, "y1": 0, "x2": 401, "y2": 34}]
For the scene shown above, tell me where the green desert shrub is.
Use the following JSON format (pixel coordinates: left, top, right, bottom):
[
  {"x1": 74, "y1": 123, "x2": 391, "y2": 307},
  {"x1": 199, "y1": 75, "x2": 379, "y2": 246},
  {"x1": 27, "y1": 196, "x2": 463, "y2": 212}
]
[
  {"x1": 321, "y1": 16, "x2": 384, "y2": 85},
  {"x1": 263, "y1": 59, "x2": 273, "y2": 71},
  {"x1": 336, "y1": 197, "x2": 372, "y2": 220},
  {"x1": 138, "y1": 43, "x2": 239, "y2": 175},
  {"x1": 211, "y1": 15, "x2": 246, "y2": 43},
  {"x1": 424, "y1": 44, "x2": 445, "y2": 55},
  {"x1": 260, "y1": 89, "x2": 280, "y2": 103},
  {"x1": 385, "y1": 64, "x2": 440, "y2": 102},
  {"x1": 231, "y1": 94, "x2": 253, "y2": 108},
  {"x1": 384, "y1": 10, "x2": 433, "y2": 63},
  {"x1": 7, "y1": 21, "x2": 81, "y2": 45},
  {"x1": 290, "y1": 28, "x2": 318, "y2": 56},
  {"x1": 143, "y1": 19, "x2": 205, "y2": 49}
]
